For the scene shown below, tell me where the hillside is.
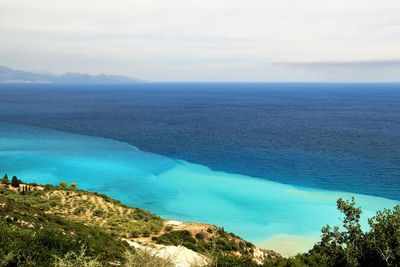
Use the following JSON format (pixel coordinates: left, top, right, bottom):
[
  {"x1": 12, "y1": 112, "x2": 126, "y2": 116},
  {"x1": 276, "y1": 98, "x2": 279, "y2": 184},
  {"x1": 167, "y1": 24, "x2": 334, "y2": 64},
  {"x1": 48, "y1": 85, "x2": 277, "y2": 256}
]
[
  {"x1": 0, "y1": 177, "x2": 281, "y2": 266},
  {"x1": 1, "y1": 176, "x2": 399, "y2": 266}
]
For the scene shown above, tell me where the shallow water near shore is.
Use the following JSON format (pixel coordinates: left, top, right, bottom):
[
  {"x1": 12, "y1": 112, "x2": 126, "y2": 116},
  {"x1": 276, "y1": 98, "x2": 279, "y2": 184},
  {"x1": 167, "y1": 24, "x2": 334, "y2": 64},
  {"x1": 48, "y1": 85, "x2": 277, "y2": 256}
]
[{"x1": 0, "y1": 122, "x2": 397, "y2": 255}]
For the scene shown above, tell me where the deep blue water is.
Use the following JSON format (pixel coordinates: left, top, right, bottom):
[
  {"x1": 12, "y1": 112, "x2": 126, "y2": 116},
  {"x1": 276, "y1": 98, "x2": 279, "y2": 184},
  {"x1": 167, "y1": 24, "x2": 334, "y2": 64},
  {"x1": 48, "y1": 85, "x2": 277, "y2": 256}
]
[{"x1": 0, "y1": 83, "x2": 399, "y2": 200}]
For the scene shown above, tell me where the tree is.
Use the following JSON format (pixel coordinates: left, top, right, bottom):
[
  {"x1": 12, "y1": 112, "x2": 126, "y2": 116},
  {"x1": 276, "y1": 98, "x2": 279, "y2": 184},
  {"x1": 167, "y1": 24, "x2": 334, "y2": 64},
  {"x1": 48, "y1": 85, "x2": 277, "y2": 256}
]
[
  {"x1": 1, "y1": 174, "x2": 9, "y2": 185},
  {"x1": 20, "y1": 185, "x2": 26, "y2": 195},
  {"x1": 312, "y1": 197, "x2": 363, "y2": 267},
  {"x1": 367, "y1": 206, "x2": 400, "y2": 266},
  {"x1": 337, "y1": 197, "x2": 363, "y2": 266},
  {"x1": 59, "y1": 181, "x2": 67, "y2": 188},
  {"x1": 308, "y1": 198, "x2": 400, "y2": 267},
  {"x1": 70, "y1": 182, "x2": 77, "y2": 190},
  {"x1": 11, "y1": 176, "x2": 20, "y2": 188}
]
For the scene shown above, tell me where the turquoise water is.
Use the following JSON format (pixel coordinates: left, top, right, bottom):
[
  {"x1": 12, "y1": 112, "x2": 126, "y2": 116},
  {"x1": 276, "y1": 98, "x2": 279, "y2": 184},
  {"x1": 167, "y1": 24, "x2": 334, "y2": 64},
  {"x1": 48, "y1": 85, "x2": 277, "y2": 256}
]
[
  {"x1": 1, "y1": 83, "x2": 399, "y2": 201},
  {"x1": 0, "y1": 121, "x2": 397, "y2": 254}
]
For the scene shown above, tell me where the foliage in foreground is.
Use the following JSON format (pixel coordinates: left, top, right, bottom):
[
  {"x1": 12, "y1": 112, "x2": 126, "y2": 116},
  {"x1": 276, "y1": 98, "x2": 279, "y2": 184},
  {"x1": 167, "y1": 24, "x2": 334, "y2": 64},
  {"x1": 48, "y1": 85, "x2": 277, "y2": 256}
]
[
  {"x1": 207, "y1": 199, "x2": 399, "y2": 267},
  {"x1": 0, "y1": 222, "x2": 102, "y2": 267},
  {"x1": 53, "y1": 249, "x2": 102, "y2": 267},
  {"x1": 0, "y1": 193, "x2": 131, "y2": 266},
  {"x1": 273, "y1": 198, "x2": 400, "y2": 267},
  {"x1": 123, "y1": 250, "x2": 174, "y2": 267}
]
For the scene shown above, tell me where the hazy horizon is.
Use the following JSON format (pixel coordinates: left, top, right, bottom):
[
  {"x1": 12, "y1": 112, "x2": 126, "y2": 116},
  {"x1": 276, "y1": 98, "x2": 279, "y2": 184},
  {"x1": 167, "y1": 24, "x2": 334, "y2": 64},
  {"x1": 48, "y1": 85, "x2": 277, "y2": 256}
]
[{"x1": 1, "y1": 0, "x2": 399, "y2": 82}]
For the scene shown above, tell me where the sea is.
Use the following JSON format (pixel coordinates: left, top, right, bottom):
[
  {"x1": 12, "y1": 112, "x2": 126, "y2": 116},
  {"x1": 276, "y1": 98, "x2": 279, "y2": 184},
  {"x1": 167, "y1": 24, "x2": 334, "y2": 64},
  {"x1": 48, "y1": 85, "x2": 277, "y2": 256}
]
[{"x1": 0, "y1": 83, "x2": 399, "y2": 255}]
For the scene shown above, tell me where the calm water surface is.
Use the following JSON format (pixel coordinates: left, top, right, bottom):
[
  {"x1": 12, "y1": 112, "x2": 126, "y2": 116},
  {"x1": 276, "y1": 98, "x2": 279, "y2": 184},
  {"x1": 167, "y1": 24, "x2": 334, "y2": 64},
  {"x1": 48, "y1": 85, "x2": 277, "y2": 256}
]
[{"x1": 0, "y1": 83, "x2": 399, "y2": 199}]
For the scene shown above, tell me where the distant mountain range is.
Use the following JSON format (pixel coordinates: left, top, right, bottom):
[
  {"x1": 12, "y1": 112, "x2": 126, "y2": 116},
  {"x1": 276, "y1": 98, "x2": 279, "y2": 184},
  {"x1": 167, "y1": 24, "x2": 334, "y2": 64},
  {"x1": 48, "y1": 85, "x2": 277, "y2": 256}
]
[{"x1": 0, "y1": 65, "x2": 142, "y2": 83}]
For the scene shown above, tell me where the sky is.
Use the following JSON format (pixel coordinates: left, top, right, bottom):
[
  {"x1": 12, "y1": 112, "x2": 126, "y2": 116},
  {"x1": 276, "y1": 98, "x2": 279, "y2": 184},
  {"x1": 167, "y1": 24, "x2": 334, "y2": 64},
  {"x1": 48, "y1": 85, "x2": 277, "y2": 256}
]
[{"x1": 0, "y1": 0, "x2": 399, "y2": 82}]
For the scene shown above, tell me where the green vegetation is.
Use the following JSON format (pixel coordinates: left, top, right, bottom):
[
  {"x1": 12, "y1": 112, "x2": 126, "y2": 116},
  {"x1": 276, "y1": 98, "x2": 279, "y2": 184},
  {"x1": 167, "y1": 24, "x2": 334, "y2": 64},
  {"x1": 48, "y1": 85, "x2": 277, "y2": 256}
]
[
  {"x1": 53, "y1": 249, "x2": 102, "y2": 267},
  {"x1": 1, "y1": 222, "x2": 80, "y2": 266},
  {"x1": 153, "y1": 198, "x2": 400, "y2": 267},
  {"x1": 70, "y1": 182, "x2": 77, "y2": 190},
  {"x1": 151, "y1": 226, "x2": 272, "y2": 265},
  {"x1": 0, "y1": 195, "x2": 131, "y2": 266},
  {"x1": 153, "y1": 230, "x2": 198, "y2": 251},
  {"x1": 1, "y1": 174, "x2": 8, "y2": 184},
  {"x1": 0, "y1": 182, "x2": 176, "y2": 266},
  {"x1": 1, "y1": 182, "x2": 163, "y2": 239},
  {"x1": 1, "y1": 176, "x2": 399, "y2": 267},
  {"x1": 11, "y1": 175, "x2": 20, "y2": 188},
  {"x1": 264, "y1": 198, "x2": 400, "y2": 267},
  {"x1": 123, "y1": 250, "x2": 174, "y2": 267},
  {"x1": 309, "y1": 198, "x2": 400, "y2": 267}
]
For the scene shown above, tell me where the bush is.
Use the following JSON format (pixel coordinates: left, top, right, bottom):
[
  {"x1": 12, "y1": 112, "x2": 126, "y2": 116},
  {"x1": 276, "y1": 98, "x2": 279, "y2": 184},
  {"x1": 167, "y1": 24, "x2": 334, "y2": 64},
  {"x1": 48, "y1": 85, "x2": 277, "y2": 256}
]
[
  {"x1": 123, "y1": 250, "x2": 173, "y2": 267},
  {"x1": 164, "y1": 226, "x2": 173, "y2": 232},
  {"x1": 52, "y1": 248, "x2": 102, "y2": 267},
  {"x1": 73, "y1": 207, "x2": 84, "y2": 215},
  {"x1": 213, "y1": 255, "x2": 258, "y2": 267},
  {"x1": 0, "y1": 223, "x2": 82, "y2": 266},
  {"x1": 195, "y1": 231, "x2": 208, "y2": 240},
  {"x1": 142, "y1": 230, "x2": 151, "y2": 237},
  {"x1": 93, "y1": 209, "x2": 105, "y2": 217},
  {"x1": 294, "y1": 198, "x2": 400, "y2": 267},
  {"x1": 11, "y1": 176, "x2": 20, "y2": 188},
  {"x1": 44, "y1": 184, "x2": 53, "y2": 190},
  {"x1": 1, "y1": 174, "x2": 9, "y2": 185},
  {"x1": 130, "y1": 230, "x2": 141, "y2": 238},
  {"x1": 153, "y1": 230, "x2": 197, "y2": 248}
]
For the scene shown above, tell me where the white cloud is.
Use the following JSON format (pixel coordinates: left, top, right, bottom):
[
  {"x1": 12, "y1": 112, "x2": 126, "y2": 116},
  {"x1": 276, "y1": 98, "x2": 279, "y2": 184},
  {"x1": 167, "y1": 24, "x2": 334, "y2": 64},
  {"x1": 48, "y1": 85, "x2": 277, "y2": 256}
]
[{"x1": 0, "y1": 0, "x2": 399, "y2": 81}]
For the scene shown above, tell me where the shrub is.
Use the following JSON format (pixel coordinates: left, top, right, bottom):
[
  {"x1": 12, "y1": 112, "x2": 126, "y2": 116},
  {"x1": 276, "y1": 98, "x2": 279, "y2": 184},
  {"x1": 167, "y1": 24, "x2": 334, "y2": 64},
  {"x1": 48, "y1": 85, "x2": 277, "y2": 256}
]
[
  {"x1": 213, "y1": 255, "x2": 258, "y2": 267},
  {"x1": 0, "y1": 223, "x2": 82, "y2": 266},
  {"x1": 52, "y1": 248, "x2": 102, "y2": 267},
  {"x1": 300, "y1": 198, "x2": 400, "y2": 267},
  {"x1": 123, "y1": 250, "x2": 173, "y2": 267},
  {"x1": 195, "y1": 231, "x2": 208, "y2": 240},
  {"x1": 44, "y1": 184, "x2": 53, "y2": 190},
  {"x1": 1, "y1": 174, "x2": 9, "y2": 185},
  {"x1": 11, "y1": 176, "x2": 20, "y2": 188},
  {"x1": 93, "y1": 209, "x2": 105, "y2": 217},
  {"x1": 164, "y1": 226, "x2": 173, "y2": 232},
  {"x1": 73, "y1": 207, "x2": 84, "y2": 215},
  {"x1": 142, "y1": 230, "x2": 151, "y2": 237},
  {"x1": 153, "y1": 230, "x2": 197, "y2": 247},
  {"x1": 130, "y1": 230, "x2": 141, "y2": 238},
  {"x1": 59, "y1": 181, "x2": 67, "y2": 188}
]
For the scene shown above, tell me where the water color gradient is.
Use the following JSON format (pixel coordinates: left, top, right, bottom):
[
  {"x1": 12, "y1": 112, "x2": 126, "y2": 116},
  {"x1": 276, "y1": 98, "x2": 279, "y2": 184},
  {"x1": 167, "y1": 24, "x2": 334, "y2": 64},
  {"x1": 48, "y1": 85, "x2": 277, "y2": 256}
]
[{"x1": 0, "y1": 122, "x2": 397, "y2": 255}]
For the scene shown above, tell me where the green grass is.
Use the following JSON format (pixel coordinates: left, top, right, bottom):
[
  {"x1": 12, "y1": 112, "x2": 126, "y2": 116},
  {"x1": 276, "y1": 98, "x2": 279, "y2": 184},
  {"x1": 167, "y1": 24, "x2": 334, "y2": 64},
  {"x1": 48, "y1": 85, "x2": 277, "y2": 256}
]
[{"x1": 0, "y1": 194, "x2": 132, "y2": 266}]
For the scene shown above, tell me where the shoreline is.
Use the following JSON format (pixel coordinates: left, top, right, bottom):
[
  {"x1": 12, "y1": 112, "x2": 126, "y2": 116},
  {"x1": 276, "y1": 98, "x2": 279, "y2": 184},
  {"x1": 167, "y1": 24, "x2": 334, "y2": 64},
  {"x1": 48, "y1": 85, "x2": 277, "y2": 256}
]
[
  {"x1": 256, "y1": 233, "x2": 320, "y2": 257},
  {"x1": 0, "y1": 121, "x2": 399, "y2": 256}
]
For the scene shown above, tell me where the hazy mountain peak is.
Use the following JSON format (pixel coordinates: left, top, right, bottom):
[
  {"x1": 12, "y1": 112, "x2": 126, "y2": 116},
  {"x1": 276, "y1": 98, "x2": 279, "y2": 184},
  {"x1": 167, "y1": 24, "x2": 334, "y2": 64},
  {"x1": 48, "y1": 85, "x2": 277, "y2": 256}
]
[{"x1": 0, "y1": 65, "x2": 142, "y2": 83}]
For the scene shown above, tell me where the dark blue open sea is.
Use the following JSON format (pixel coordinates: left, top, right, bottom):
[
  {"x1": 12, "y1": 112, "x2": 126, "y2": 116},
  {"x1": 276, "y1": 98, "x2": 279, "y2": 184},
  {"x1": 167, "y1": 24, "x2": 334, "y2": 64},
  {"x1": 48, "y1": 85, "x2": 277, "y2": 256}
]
[{"x1": 0, "y1": 83, "x2": 399, "y2": 254}]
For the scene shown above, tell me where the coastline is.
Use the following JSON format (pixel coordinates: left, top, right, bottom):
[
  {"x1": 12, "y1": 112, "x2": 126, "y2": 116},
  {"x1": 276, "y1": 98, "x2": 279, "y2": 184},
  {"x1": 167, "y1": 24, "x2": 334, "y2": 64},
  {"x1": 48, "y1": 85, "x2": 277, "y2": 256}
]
[
  {"x1": 256, "y1": 234, "x2": 320, "y2": 257},
  {"x1": 0, "y1": 121, "x2": 398, "y2": 256}
]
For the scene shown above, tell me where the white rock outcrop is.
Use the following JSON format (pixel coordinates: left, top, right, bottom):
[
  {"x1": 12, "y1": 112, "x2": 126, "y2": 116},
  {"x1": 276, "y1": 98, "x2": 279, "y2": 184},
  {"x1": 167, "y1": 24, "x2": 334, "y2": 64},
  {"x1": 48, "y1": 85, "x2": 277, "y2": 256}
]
[{"x1": 124, "y1": 239, "x2": 209, "y2": 267}]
